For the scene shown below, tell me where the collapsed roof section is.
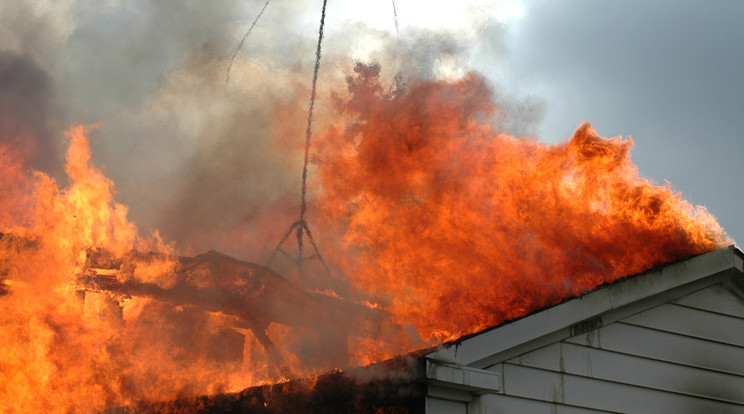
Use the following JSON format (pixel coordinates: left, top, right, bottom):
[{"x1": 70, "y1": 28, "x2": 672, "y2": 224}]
[{"x1": 78, "y1": 248, "x2": 384, "y2": 374}]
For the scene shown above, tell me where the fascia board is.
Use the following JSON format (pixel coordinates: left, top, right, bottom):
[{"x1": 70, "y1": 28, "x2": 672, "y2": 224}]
[{"x1": 425, "y1": 359, "x2": 501, "y2": 393}]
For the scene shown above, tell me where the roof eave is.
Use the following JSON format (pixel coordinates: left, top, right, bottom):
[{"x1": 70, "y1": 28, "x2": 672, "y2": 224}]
[{"x1": 426, "y1": 245, "x2": 744, "y2": 369}]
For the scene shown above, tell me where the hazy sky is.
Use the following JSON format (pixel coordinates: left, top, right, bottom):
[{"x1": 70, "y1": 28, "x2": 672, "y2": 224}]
[
  {"x1": 493, "y1": 0, "x2": 744, "y2": 246},
  {"x1": 1, "y1": 0, "x2": 740, "y2": 254}
]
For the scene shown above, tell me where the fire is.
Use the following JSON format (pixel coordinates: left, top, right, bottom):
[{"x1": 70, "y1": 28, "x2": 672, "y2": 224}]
[
  {"x1": 0, "y1": 126, "x2": 135, "y2": 412},
  {"x1": 0, "y1": 137, "x2": 36, "y2": 231},
  {"x1": 315, "y1": 63, "x2": 729, "y2": 343},
  {"x1": 0, "y1": 63, "x2": 731, "y2": 412},
  {"x1": 0, "y1": 126, "x2": 260, "y2": 412}
]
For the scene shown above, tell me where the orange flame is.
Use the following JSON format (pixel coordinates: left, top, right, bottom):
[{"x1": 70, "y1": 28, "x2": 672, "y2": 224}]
[
  {"x1": 0, "y1": 64, "x2": 732, "y2": 411},
  {"x1": 0, "y1": 126, "x2": 261, "y2": 412},
  {"x1": 315, "y1": 64, "x2": 729, "y2": 343},
  {"x1": 0, "y1": 137, "x2": 37, "y2": 230}
]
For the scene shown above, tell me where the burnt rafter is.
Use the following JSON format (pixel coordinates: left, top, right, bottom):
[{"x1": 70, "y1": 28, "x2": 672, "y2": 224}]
[
  {"x1": 1, "y1": 231, "x2": 380, "y2": 367},
  {"x1": 77, "y1": 248, "x2": 380, "y2": 357}
]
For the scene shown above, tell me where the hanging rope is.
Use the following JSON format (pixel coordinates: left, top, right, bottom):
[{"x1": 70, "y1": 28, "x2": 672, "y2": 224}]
[
  {"x1": 225, "y1": 0, "x2": 272, "y2": 85},
  {"x1": 300, "y1": 0, "x2": 328, "y2": 228},
  {"x1": 270, "y1": 0, "x2": 331, "y2": 277}
]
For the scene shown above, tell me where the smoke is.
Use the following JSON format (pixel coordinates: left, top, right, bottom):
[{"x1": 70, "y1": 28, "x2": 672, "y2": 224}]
[
  {"x1": 0, "y1": 1, "x2": 76, "y2": 64},
  {"x1": 0, "y1": 0, "x2": 545, "y2": 291},
  {"x1": 0, "y1": 1, "x2": 302, "y2": 257},
  {"x1": 225, "y1": 0, "x2": 272, "y2": 85},
  {"x1": 0, "y1": 0, "x2": 548, "y2": 316},
  {"x1": 0, "y1": 0, "x2": 532, "y2": 269},
  {"x1": 0, "y1": 53, "x2": 61, "y2": 175},
  {"x1": 0, "y1": 53, "x2": 63, "y2": 229}
]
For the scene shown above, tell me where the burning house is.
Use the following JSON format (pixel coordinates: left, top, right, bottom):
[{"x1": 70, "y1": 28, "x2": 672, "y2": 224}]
[
  {"x1": 0, "y1": 78, "x2": 736, "y2": 412},
  {"x1": 0, "y1": 6, "x2": 737, "y2": 412}
]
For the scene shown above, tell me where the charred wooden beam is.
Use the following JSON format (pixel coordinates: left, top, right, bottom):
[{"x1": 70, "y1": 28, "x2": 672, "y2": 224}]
[
  {"x1": 77, "y1": 248, "x2": 384, "y2": 372},
  {"x1": 79, "y1": 249, "x2": 378, "y2": 332}
]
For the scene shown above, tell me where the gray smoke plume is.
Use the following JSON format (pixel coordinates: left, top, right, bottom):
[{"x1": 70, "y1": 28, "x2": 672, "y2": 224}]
[
  {"x1": 225, "y1": 0, "x2": 272, "y2": 85},
  {"x1": 0, "y1": 0, "x2": 543, "y2": 271},
  {"x1": 0, "y1": 53, "x2": 61, "y2": 176}
]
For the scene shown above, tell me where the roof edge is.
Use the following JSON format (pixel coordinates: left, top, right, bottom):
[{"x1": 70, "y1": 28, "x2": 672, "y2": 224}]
[{"x1": 426, "y1": 246, "x2": 743, "y2": 368}]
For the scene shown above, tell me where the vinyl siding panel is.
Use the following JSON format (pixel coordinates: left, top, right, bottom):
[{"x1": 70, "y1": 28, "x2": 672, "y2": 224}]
[
  {"x1": 671, "y1": 283, "x2": 744, "y2": 318},
  {"x1": 500, "y1": 364, "x2": 743, "y2": 413},
  {"x1": 565, "y1": 322, "x2": 744, "y2": 375},
  {"x1": 480, "y1": 283, "x2": 744, "y2": 413},
  {"x1": 471, "y1": 394, "x2": 620, "y2": 414},
  {"x1": 621, "y1": 302, "x2": 744, "y2": 346},
  {"x1": 508, "y1": 342, "x2": 744, "y2": 404}
]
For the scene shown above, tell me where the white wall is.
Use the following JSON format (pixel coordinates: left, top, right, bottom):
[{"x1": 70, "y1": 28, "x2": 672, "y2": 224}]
[{"x1": 467, "y1": 282, "x2": 744, "y2": 413}]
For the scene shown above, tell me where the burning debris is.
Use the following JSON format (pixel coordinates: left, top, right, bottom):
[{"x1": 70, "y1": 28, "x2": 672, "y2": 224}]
[
  {"x1": 0, "y1": 125, "x2": 399, "y2": 411},
  {"x1": 0, "y1": 228, "x2": 393, "y2": 410},
  {"x1": 77, "y1": 247, "x2": 381, "y2": 371}
]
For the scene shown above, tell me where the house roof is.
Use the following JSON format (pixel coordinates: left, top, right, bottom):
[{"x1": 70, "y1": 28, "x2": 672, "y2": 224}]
[
  {"x1": 426, "y1": 245, "x2": 744, "y2": 370},
  {"x1": 129, "y1": 246, "x2": 744, "y2": 412}
]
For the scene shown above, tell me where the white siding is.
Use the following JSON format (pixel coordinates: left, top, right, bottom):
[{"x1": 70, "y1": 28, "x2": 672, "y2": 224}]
[
  {"x1": 476, "y1": 282, "x2": 744, "y2": 413},
  {"x1": 499, "y1": 364, "x2": 742, "y2": 413},
  {"x1": 426, "y1": 397, "x2": 466, "y2": 414},
  {"x1": 470, "y1": 394, "x2": 619, "y2": 414},
  {"x1": 508, "y1": 342, "x2": 744, "y2": 403},
  {"x1": 671, "y1": 283, "x2": 744, "y2": 318},
  {"x1": 621, "y1": 303, "x2": 744, "y2": 346},
  {"x1": 566, "y1": 322, "x2": 744, "y2": 374}
]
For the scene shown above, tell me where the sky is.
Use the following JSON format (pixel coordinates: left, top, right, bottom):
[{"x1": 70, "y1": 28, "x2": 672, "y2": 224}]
[
  {"x1": 0, "y1": 0, "x2": 741, "y2": 257},
  {"x1": 495, "y1": 0, "x2": 744, "y2": 247}
]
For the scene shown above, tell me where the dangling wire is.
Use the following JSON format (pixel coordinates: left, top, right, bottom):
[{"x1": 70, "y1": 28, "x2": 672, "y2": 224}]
[
  {"x1": 391, "y1": 0, "x2": 399, "y2": 33},
  {"x1": 225, "y1": 0, "x2": 272, "y2": 85}
]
